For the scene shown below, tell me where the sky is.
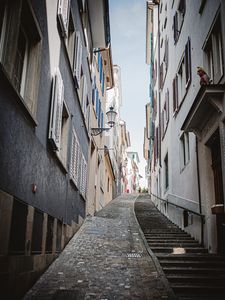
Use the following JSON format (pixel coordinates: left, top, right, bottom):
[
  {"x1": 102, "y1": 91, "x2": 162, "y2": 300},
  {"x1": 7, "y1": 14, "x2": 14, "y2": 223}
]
[{"x1": 109, "y1": 0, "x2": 149, "y2": 188}]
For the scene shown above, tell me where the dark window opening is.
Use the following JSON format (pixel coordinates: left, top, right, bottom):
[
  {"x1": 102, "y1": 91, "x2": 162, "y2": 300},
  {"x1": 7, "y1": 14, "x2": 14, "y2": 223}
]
[
  {"x1": 9, "y1": 199, "x2": 28, "y2": 255},
  {"x1": 46, "y1": 215, "x2": 54, "y2": 253},
  {"x1": 31, "y1": 209, "x2": 43, "y2": 254},
  {"x1": 56, "y1": 220, "x2": 62, "y2": 253}
]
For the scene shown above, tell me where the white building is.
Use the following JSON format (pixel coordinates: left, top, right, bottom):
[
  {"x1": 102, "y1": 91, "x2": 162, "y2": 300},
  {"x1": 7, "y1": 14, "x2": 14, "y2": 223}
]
[
  {"x1": 105, "y1": 65, "x2": 123, "y2": 197},
  {"x1": 146, "y1": 0, "x2": 225, "y2": 254}
]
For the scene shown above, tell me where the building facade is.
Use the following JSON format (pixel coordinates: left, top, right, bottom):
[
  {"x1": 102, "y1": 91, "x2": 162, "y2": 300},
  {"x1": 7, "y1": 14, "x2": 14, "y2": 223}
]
[
  {"x1": 119, "y1": 120, "x2": 131, "y2": 194},
  {"x1": 146, "y1": 0, "x2": 225, "y2": 254},
  {"x1": 105, "y1": 65, "x2": 123, "y2": 198},
  {"x1": 0, "y1": 0, "x2": 113, "y2": 297},
  {"x1": 127, "y1": 152, "x2": 140, "y2": 194}
]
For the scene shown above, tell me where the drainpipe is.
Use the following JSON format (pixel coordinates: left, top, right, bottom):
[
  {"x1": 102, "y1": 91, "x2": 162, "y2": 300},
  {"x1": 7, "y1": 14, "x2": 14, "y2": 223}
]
[
  {"x1": 196, "y1": 136, "x2": 204, "y2": 245},
  {"x1": 157, "y1": 3, "x2": 161, "y2": 169}
]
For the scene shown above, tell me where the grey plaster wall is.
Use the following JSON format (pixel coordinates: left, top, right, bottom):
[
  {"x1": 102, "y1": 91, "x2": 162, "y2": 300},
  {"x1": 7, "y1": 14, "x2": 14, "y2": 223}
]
[{"x1": 0, "y1": 0, "x2": 91, "y2": 224}]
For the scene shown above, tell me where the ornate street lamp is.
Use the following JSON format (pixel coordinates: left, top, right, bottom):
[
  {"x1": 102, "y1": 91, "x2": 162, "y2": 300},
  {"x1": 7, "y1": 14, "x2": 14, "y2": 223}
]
[{"x1": 91, "y1": 106, "x2": 117, "y2": 136}]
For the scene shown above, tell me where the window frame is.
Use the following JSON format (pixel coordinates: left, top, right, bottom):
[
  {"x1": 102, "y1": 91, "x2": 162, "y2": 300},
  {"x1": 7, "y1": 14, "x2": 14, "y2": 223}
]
[{"x1": 0, "y1": 0, "x2": 42, "y2": 119}]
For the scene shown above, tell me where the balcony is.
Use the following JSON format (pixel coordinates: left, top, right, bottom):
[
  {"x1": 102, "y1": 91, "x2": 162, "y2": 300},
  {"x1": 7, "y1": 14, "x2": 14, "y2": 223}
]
[{"x1": 181, "y1": 85, "x2": 225, "y2": 137}]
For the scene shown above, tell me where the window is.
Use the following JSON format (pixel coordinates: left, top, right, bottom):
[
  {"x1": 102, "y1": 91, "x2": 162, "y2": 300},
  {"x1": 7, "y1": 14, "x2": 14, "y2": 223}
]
[
  {"x1": 159, "y1": 62, "x2": 164, "y2": 90},
  {"x1": 0, "y1": 0, "x2": 42, "y2": 116},
  {"x1": 56, "y1": 220, "x2": 62, "y2": 253},
  {"x1": 9, "y1": 199, "x2": 28, "y2": 255},
  {"x1": 184, "y1": 38, "x2": 191, "y2": 85},
  {"x1": 173, "y1": 38, "x2": 191, "y2": 113},
  {"x1": 203, "y1": 14, "x2": 223, "y2": 83},
  {"x1": 81, "y1": 74, "x2": 90, "y2": 127},
  {"x1": 57, "y1": 0, "x2": 70, "y2": 37},
  {"x1": 172, "y1": 75, "x2": 178, "y2": 112},
  {"x1": 199, "y1": 0, "x2": 206, "y2": 14},
  {"x1": 164, "y1": 153, "x2": 169, "y2": 190},
  {"x1": 67, "y1": 11, "x2": 75, "y2": 67},
  {"x1": 31, "y1": 209, "x2": 43, "y2": 254},
  {"x1": 49, "y1": 69, "x2": 70, "y2": 168},
  {"x1": 173, "y1": 0, "x2": 186, "y2": 44},
  {"x1": 177, "y1": 56, "x2": 186, "y2": 103},
  {"x1": 58, "y1": 102, "x2": 70, "y2": 166},
  {"x1": 70, "y1": 129, "x2": 80, "y2": 187},
  {"x1": 74, "y1": 31, "x2": 83, "y2": 88},
  {"x1": 161, "y1": 89, "x2": 169, "y2": 137},
  {"x1": 46, "y1": 215, "x2": 54, "y2": 253},
  {"x1": 180, "y1": 132, "x2": 190, "y2": 170},
  {"x1": 80, "y1": 155, "x2": 87, "y2": 198}
]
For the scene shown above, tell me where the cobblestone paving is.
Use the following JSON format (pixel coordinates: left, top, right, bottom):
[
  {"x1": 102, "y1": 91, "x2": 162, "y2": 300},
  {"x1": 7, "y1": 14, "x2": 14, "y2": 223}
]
[{"x1": 24, "y1": 194, "x2": 172, "y2": 300}]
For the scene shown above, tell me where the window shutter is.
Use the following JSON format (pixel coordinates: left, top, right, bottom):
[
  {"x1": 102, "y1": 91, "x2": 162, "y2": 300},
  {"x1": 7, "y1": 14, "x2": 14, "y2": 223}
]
[
  {"x1": 83, "y1": 159, "x2": 87, "y2": 196},
  {"x1": 92, "y1": 76, "x2": 96, "y2": 105},
  {"x1": 49, "y1": 70, "x2": 64, "y2": 151},
  {"x1": 57, "y1": 0, "x2": 70, "y2": 37},
  {"x1": 101, "y1": 111, "x2": 104, "y2": 129},
  {"x1": 82, "y1": 75, "x2": 87, "y2": 113},
  {"x1": 74, "y1": 31, "x2": 82, "y2": 87},
  {"x1": 70, "y1": 130, "x2": 80, "y2": 186},
  {"x1": 98, "y1": 101, "x2": 101, "y2": 127}
]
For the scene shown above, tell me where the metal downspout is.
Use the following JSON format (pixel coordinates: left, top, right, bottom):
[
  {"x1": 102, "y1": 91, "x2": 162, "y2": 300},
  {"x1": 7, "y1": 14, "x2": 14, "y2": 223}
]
[{"x1": 196, "y1": 136, "x2": 204, "y2": 245}]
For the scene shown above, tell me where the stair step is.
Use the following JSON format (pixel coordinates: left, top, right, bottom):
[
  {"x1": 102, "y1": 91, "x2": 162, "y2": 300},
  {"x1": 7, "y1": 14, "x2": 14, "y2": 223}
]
[
  {"x1": 146, "y1": 238, "x2": 197, "y2": 242},
  {"x1": 156, "y1": 253, "x2": 225, "y2": 261},
  {"x1": 161, "y1": 260, "x2": 225, "y2": 267},
  {"x1": 167, "y1": 274, "x2": 225, "y2": 284},
  {"x1": 144, "y1": 229, "x2": 184, "y2": 233},
  {"x1": 147, "y1": 242, "x2": 201, "y2": 247},
  {"x1": 171, "y1": 284, "x2": 225, "y2": 295},
  {"x1": 145, "y1": 233, "x2": 191, "y2": 237},
  {"x1": 163, "y1": 267, "x2": 225, "y2": 275},
  {"x1": 150, "y1": 247, "x2": 208, "y2": 253}
]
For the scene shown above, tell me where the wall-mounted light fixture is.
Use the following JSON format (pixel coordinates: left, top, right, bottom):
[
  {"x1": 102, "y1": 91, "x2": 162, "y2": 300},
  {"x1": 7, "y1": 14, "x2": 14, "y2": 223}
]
[{"x1": 91, "y1": 106, "x2": 117, "y2": 136}]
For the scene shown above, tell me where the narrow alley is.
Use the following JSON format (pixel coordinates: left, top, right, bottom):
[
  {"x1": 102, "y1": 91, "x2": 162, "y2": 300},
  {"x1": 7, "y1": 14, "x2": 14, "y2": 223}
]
[
  {"x1": 1, "y1": 0, "x2": 225, "y2": 299},
  {"x1": 24, "y1": 194, "x2": 173, "y2": 300}
]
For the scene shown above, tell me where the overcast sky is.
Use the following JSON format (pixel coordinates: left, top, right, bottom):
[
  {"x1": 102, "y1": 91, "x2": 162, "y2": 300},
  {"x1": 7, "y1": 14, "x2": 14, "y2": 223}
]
[{"x1": 109, "y1": 0, "x2": 149, "y2": 187}]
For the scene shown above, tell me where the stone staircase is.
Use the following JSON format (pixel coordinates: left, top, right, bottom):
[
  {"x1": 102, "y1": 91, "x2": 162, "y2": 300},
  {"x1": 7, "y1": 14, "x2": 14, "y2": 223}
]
[{"x1": 135, "y1": 197, "x2": 225, "y2": 300}]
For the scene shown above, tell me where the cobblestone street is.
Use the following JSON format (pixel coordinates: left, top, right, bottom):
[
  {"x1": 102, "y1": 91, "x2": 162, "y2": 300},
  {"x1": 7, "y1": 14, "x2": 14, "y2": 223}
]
[{"x1": 24, "y1": 195, "x2": 172, "y2": 300}]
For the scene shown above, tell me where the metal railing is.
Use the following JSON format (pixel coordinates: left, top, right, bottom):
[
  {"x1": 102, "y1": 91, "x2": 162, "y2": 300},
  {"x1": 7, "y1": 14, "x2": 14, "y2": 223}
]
[
  {"x1": 150, "y1": 192, "x2": 205, "y2": 244},
  {"x1": 151, "y1": 192, "x2": 205, "y2": 219}
]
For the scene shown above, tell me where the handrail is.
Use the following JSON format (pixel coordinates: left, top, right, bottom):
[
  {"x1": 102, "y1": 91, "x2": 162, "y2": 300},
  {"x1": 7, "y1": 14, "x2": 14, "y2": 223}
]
[{"x1": 150, "y1": 192, "x2": 205, "y2": 220}]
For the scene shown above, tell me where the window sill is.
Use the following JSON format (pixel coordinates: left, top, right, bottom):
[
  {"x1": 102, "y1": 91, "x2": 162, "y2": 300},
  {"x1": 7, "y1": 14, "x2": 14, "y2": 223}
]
[{"x1": 0, "y1": 64, "x2": 38, "y2": 127}]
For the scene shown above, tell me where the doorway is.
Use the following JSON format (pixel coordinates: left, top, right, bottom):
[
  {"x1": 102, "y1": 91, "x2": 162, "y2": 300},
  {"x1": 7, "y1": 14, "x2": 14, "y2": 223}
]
[{"x1": 207, "y1": 129, "x2": 225, "y2": 253}]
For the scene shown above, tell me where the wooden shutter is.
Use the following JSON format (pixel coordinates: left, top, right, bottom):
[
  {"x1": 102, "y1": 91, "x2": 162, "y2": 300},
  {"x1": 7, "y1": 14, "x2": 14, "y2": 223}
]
[
  {"x1": 58, "y1": 0, "x2": 70, "y2": 37},
  {"x1": 49, "y1": 70, "x2": 64, "y2": 151},
  {"x1": 74, "y1": 31, "x2": 82, "y2": 87}
]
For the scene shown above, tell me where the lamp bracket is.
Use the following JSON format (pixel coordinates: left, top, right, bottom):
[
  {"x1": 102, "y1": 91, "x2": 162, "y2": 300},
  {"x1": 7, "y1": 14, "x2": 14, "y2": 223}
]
[{"x1": 91, "y1": 128, "x2": 110, "y2": 136}]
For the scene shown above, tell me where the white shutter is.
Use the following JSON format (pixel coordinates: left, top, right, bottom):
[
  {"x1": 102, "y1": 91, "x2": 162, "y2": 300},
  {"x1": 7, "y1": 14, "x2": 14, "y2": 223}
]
[
  {"x1": 49, "y1": 69, "x2": 64, "y2": 151},
  {"x1": 74, "y1": 31, "x2": 82, "y2": 87},
  {"x1": 82, "y1": 75, "x2": 87, "y2": 112},
  {"x1": 70, "y1": 130, "x2": 80, "y2": 185},
  {"x1": 83, "y1": 160, "x2": 87, "y2": 197},
  {"x1": 58, "y1": 0, "x2": 70, "y2": 37}
]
